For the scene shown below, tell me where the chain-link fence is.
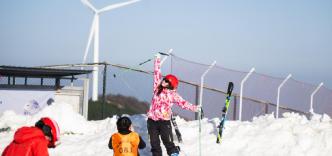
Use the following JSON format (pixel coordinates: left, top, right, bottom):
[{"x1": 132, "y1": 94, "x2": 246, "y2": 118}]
[
  {"x1": 107, "y1": 54, "x2": 332, "y2": 121},
  {"x1": 170, "y1": 54, "x2": 332, "y2": 120},
  {"x1": 2, "y1": 53, "x2": 331, "y2": 121}
]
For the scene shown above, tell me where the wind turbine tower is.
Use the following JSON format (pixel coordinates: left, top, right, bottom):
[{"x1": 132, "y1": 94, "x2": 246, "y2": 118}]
[{"x1": 81, "y1": 0, "x2": 140, "y2": 101}]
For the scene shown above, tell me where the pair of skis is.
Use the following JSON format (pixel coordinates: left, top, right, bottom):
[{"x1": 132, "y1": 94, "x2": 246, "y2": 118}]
[{"x1": 216, "y1": 82, "x2": 234, "y2": 144}]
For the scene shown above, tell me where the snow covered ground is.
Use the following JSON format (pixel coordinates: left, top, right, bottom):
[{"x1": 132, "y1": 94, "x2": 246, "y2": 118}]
[{"x1": 1, "y1": 102, "x2": 332, "y2": 156}]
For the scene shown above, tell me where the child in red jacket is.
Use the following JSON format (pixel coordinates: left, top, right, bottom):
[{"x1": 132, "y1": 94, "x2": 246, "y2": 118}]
[{"x1": 2, "y1": 117, "x2": 60, "y2": 156}]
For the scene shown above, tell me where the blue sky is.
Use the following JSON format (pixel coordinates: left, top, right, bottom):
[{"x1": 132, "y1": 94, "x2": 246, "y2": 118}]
[{"x1": 0, "y1": 0, "x2": 332, "y2": 88}]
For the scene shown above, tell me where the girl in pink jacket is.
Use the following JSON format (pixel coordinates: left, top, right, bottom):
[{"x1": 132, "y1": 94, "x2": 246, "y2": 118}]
[{"x1": 147, "y1": 53, "x2": 199, "y2": 156}]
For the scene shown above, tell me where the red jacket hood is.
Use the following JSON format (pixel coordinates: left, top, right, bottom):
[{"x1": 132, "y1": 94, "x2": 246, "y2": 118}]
[{"x1": 14, "y1": 127, "x2": 46, "y2": 144}]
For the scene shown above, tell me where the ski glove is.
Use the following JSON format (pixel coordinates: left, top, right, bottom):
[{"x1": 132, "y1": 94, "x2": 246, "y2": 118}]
[
  {"x1": 196, "y1": 105, "x2": 202, "y2": 112},
  {"x1": 154, "y1": 53, "x2": 161, "y2": 58},
  {"x1": 196, "y1": 106, "x2": 204, "y2": 119}
]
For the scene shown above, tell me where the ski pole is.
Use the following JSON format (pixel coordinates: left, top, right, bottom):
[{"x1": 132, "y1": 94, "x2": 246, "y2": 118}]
[
  {"x1": 138, "y1": 59, "x2": 152, "y2": 66},
  {"x1": 114, "y1": 51, "x2": 172, "y2": 78},
  {"x1": 137, "y1": 52, "x2": 170, "y2": 66}
]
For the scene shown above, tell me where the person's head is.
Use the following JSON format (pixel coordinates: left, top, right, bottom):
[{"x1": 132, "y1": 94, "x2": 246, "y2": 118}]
[
  {"x1": 116, "y1": 116, "x2": 132, "y2": 131},
  {"x1": 35, "y1": 117, "x2": 60, "y2": 148},
  {"x1": 161, "y1": 74, "x2": 179, "y2": 90}
]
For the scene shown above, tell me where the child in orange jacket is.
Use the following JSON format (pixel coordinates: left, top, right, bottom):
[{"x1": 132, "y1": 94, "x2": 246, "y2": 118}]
[{"x1": 108, "y1": 116, "x2": 146, "y2": 156}]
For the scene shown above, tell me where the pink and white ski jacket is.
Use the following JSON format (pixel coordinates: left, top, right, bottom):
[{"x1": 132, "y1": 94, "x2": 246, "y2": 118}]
[{"x1": 147, "y1": 56, "x2": 198, "y2": 121}]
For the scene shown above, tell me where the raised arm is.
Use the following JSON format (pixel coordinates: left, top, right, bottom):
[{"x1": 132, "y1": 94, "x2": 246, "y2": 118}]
[{"x1": 153, "y1": 54, "x2": 162, "y2": 91}]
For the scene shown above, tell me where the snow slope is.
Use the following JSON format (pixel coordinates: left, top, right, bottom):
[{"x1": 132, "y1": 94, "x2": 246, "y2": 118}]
[{"x1": 1, "y1": 103, "x2": 332, "y2": 156}]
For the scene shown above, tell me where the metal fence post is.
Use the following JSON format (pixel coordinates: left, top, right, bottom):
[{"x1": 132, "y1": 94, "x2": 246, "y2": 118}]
[
  {"x1": 265, "y1": 103, "x2": 269, "y2": 115},
  {"x1": 102, "y1": 63, "x2": 107, "y2": 119},
  {"x1": 276, "y1": 74, "x2": 292, "y2": 118},
  {"x1": 310, "y1": 82, "x2": 323, "y2": 114},
  {"x1": 233, "y1": 95, "x2": 237, "y2": 120},
  {"x1": 239, "y1": 68, "x2": 255, "y2": 121},
  {"x1": 195, "y1": 84, "x2": 200, "y2": 120},
  {"x1": 199, "y1": 61, "x2": 216, "y2": 156}
]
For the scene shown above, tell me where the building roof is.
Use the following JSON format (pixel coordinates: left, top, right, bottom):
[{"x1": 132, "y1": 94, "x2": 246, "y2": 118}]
[{"x1": 0, "y1": 66, "x2": 92, "y2": 78}]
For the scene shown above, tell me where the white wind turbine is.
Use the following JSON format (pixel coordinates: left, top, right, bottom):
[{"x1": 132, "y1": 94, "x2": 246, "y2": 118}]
[{"x1": 81, "y1": 0, "x2": 140, "y2": 101}]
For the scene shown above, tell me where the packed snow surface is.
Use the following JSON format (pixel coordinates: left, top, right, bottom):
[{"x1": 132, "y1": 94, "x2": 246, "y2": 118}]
[{"x1": 1, "y1": 103, "x2": 332, "y2": 156}]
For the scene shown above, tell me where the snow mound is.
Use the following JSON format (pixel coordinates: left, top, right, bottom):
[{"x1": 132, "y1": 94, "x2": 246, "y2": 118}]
[
  {"x1": 0, "y1": 102, "x2": 118, "y2": 134},
  {"x1": 1, "y1": 103, "x2": 332, "y2": 156}
]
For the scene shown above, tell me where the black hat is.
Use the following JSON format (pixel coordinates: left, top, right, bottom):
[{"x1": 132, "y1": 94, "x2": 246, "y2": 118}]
[{"x1": 116, "y1": 116, "x2": 132, "y2": 131}]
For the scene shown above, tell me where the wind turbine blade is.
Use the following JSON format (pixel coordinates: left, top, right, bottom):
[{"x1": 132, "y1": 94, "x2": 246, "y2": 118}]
[
  {"x1": 81, "y1": 0, "x2": 98, "y2": 13},
  {"x1": 83, "y1": 16, "x2": 97, "y2": 64},
  {"x1": 98, "y1": 0, "x2": 140, "y2": 13}
]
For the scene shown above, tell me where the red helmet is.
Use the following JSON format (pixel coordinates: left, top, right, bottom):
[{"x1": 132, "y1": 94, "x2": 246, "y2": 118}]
[
  {"x1": 40, "y1": 117, "x2": 60, "y2": 148},
  {"x1": 165, "y1": 74, "x2": 179, "y2": 89}
]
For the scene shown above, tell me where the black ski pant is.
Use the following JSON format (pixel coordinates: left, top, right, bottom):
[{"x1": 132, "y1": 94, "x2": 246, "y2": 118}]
[{"x1": 147, "y1": 118, "x2": 179, "y2": 156}]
